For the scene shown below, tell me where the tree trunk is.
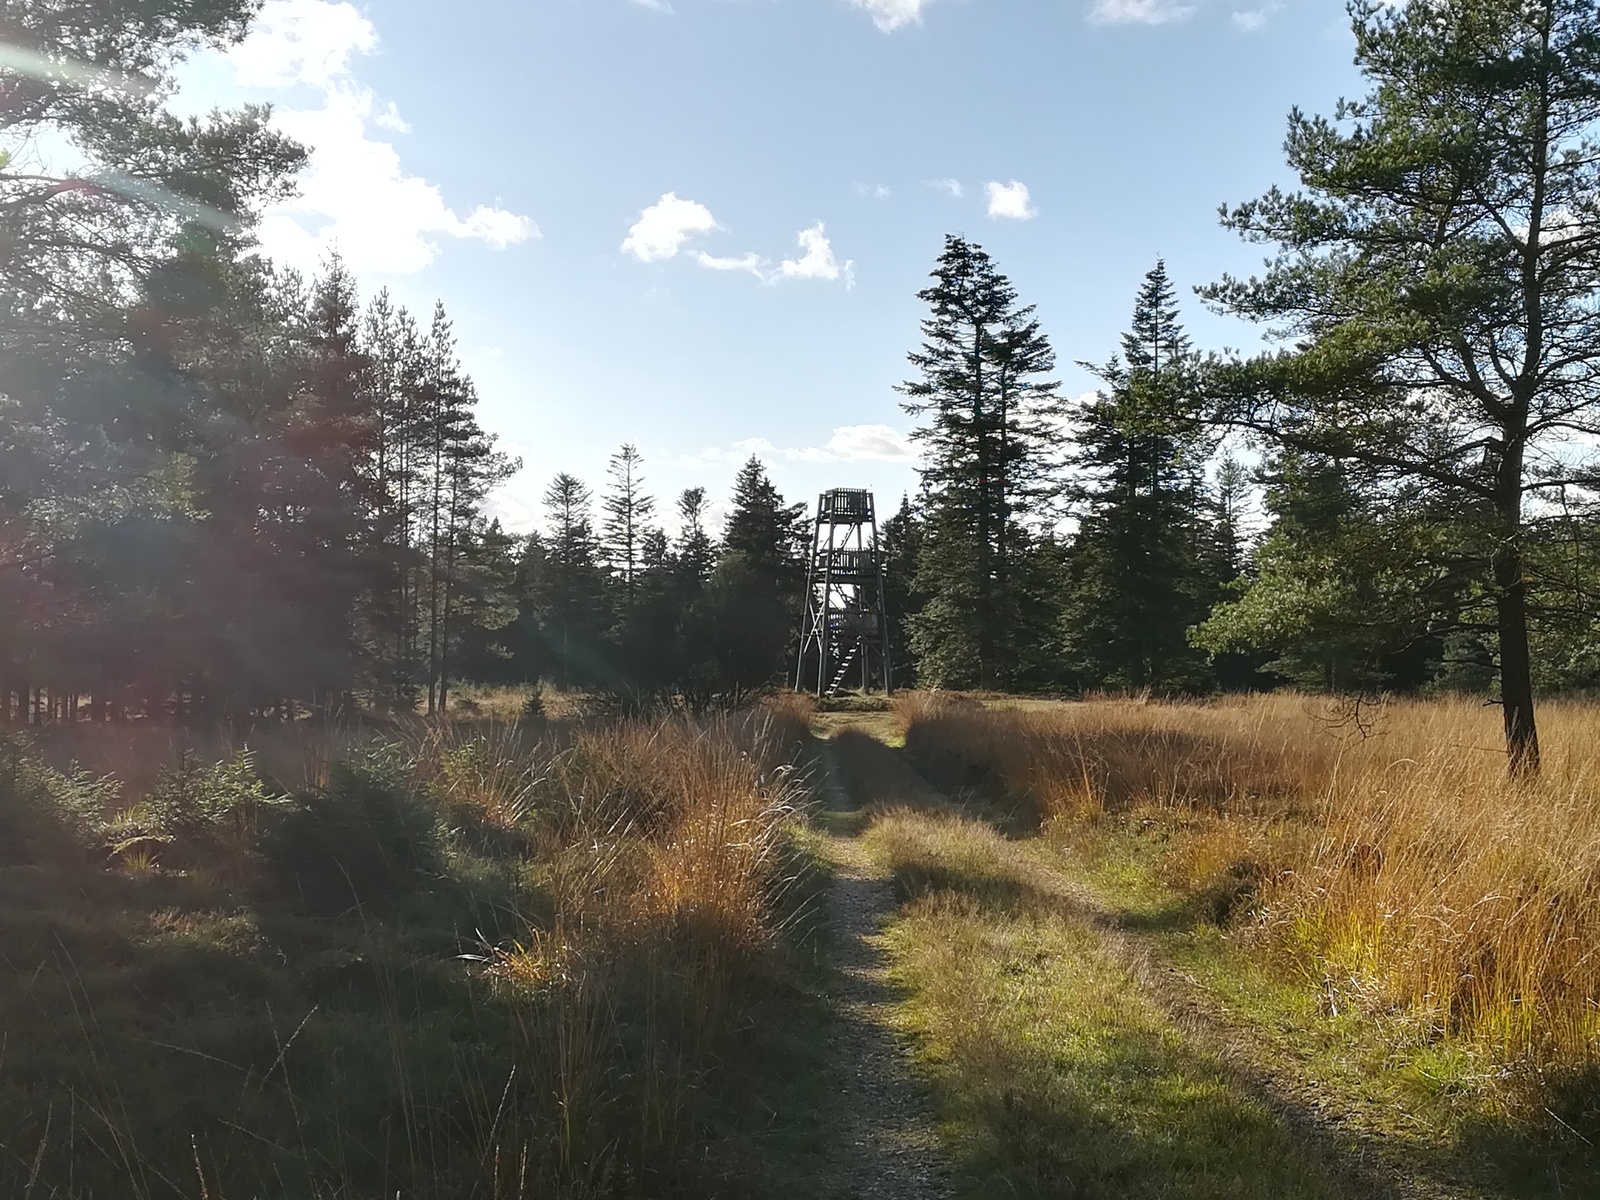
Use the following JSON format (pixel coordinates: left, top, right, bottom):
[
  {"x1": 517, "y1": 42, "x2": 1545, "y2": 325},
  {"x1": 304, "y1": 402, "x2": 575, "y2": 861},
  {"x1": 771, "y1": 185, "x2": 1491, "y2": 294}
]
[{"x1": 1493, "y1": 536, "x2": 1540, "y2": 776}]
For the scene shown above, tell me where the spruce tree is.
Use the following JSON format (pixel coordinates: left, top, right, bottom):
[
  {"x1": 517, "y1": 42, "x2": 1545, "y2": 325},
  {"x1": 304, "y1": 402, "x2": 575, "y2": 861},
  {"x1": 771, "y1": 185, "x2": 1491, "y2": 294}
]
[
  {"x1": 899, "y1": 235, "x2": 1064, "y2": 688},
  {"x1": 531, "y1": 474, "x2": 607, "y2": 686},
  {"x1": 879, "y1": 495, "x2": 924, "y2": 690},
  {"x1": 674, "y1": 487, "x2": 715, "y2": 587},
  {"x1": 1060, "y1": 261, "x2": 1216, "y2": 693},
  {"x1": 722, "y1": 456, "x2": 807, "y2": 585},
  {"x1": 710, "y1": 458, "x2": 807, "y2": 688},
  {"x1": 1193, "y1": 451, "x2": 1453, "y2": 692},
  {"x1": 601, "y1": 443, "x2": 657, "y2": 604}
]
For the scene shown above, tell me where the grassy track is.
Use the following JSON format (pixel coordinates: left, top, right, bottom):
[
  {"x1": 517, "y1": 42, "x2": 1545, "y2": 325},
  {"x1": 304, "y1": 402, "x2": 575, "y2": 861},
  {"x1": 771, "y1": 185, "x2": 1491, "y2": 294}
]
[{"x1": 816, "y1": 712, "x2": 1587, "y2": 1200}]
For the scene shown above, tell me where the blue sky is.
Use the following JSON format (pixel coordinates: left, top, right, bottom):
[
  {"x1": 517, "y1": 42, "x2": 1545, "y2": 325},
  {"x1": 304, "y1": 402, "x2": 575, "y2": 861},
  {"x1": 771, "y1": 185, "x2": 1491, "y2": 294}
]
[{"x1": 173, "y1": 0, "x2": 1367, "y2": 533}]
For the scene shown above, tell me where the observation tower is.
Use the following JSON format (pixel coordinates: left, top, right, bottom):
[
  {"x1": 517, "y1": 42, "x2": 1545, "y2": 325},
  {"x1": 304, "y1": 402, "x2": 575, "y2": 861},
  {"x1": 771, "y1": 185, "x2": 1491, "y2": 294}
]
[{"x1": 794, "y1": 488, "x2": 892, "y2": 696}]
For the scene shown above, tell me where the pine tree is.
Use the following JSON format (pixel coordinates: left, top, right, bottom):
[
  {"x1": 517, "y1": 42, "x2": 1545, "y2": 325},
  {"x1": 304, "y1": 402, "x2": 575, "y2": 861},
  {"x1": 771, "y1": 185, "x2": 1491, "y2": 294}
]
[
  {"x1": 1201, "y1": 0, "x2": 1600, "y2": 772},
  {"x1": 434, "y1": 377, "x2": 516, "y2": 711},
  {"x1": 898, "y1": 235, "x2": 1064, "y2": 688}
]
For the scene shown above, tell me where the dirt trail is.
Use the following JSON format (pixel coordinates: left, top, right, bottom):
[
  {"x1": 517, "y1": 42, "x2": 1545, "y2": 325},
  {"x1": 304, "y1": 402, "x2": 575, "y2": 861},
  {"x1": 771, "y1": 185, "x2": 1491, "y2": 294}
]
[
  {"x1": 821, "y1": 716, "x2": 1485, "y2": 1200},
  {"x1": 811, "y1": 739, "x2": 954, "y2": 1200}
]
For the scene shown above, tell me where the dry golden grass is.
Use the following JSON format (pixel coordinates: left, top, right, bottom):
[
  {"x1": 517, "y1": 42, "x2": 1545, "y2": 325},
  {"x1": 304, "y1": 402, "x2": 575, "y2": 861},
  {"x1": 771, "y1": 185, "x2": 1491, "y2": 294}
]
[
  {"x1": 0, "y1": 698, "x2": 820, "y2": 1197},
  {"x1": 896, "y1": 691, "x2": 1600, "y2": 1074}
]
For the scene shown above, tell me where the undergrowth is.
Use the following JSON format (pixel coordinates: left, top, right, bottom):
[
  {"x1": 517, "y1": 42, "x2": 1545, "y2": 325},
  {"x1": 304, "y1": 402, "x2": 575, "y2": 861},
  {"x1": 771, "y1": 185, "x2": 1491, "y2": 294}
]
[{"x1": 0, "y1": 698, "x2": 829, "y2": 1199}]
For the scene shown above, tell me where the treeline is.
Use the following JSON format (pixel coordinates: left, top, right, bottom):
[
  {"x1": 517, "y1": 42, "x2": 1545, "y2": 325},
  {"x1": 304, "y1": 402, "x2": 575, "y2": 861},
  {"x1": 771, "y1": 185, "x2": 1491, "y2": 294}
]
[
  {"x1": 455, "y1": 455, "x2": 815, "y2": 699},
  {"x1": 1, "y1": 252, "x2": 517, "y2": 721},
  {"x1": 880, "y1": 241, "x2": 1600, "y2": 703},
  {"x1": 0, "y1": 0, "x2": 527, "y2": 721}
]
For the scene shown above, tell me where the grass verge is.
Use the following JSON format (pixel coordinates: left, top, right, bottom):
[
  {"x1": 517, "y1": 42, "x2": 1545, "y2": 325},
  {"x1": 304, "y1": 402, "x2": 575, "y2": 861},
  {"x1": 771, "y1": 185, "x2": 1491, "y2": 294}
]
[
  {"x1": 886, "y1": 691, "x2": 1600, "y2": 1199},
  {"x1": 862, "y1": 808, "x2": 1354, "y2": 1199},
  {"x1": 0, "y1": 700, "x2": 851, "y2": 1199}
]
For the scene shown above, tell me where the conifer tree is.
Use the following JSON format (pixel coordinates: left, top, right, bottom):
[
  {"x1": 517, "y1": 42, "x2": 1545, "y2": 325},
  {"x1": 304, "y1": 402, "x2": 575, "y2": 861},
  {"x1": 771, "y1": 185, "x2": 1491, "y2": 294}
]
[
  {"x1": 709, "y1": 458, "x2": 807, "y2": 688},
  {"x1": 1060, "y1": 261, "x2": 1215, "y2": 692},
  {"x1": 899, "y1": 235, "x2": 1064, "y2": 688},
  {"x1": 674, "y1": 487, "x2": 715, "y2": 587},
  {"x1": 1208, "y1": 454, "x2": 1251, "y2": 586},
  {"x1": 601, "y1": 443, "x2": 657, "y2": 603},
  {"x1": 879, "y1": 495, "x2": 924, "y2": 690},
  {"x1": 1193, "y1": 451, "x2": 1452, "y2": 692},
  {"x1": 1203, "y1": 0, "x2": 1600, "y2": 771},
  {"x1": 722, "y1": 457, "x2": 807, "y2": 585},
  {"x1": 531, "y1": 473, "x2": 607, "y2": 686}
]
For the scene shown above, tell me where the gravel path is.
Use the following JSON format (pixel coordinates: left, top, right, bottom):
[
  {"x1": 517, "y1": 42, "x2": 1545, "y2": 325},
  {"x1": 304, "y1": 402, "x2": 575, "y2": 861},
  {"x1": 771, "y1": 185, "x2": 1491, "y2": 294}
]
[{"x1": 813, "y1": 744, "x2": 954, "y2": 1200}]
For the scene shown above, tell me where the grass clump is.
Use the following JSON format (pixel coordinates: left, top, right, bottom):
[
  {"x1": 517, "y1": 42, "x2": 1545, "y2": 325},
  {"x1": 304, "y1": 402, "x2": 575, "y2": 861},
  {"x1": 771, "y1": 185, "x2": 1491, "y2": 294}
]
[{"x1": 0, "y1": 702, "x2": 829, "y2": 1199}]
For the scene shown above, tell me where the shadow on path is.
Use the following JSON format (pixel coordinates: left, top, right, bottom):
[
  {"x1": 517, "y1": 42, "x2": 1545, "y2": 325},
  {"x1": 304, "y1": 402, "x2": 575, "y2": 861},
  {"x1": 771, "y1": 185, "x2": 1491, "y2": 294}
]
[{"x1": 811, "y1": 737, "x2": 955, "y2": 1200}]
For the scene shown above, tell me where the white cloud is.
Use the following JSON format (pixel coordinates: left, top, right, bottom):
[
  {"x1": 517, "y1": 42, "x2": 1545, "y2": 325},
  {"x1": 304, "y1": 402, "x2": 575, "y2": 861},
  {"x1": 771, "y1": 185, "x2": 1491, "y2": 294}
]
[
  {"x1": 855, "y1": 182, "x2": 891, "y2": 199},
  {"x1": 626, "y1": 208, "x2": 850, "y2": 287},
  {"x1": 1231, "y1": 3, "x2": 1279, "y2": 29},
  {"x1": 633, "y1": 0, "x2": 675, "y2": 10},
  {"x1": 260, "y1": 87, "x2": 535, "y2": 274},
  {"x1": 985, "y1": 180, "x2": 1036, "y2": 220},
  {"x1": 851, "y1": 0, "x2": 930, "y2": 32},
  {"x1": 374, "y1": 99, "x2": 410, "y2": 132},
  {"x1": 226, "y1": 0, "x2": 376, "y2": 88},
  {"x1": 696, "y1": 250, "x2": 766, "y2": 276},
  {"x1": 1088, "y1": 0, "x2": 1195, "y2": 24},
  {"x1": 485, "y1": 490, "x2": 538, "y2": 535},
  {"x1": 622, "y1": 192, "x2": 719, "y2": 262},
  {"x1": 686, "y1": 425, "x2": 918, "y2": 467},
  {"x1": 925, "y1": 177, "x2": 964, "y2": 198},
  {"x1": 776, "y1": 222, "x2": 852, "y2": 285},
  {"x1": 789, "y1": 424, "x2": 918, "y2": 463},
  {"x1": 198, "y1": 0, "x2": 534, "y2": 276}
]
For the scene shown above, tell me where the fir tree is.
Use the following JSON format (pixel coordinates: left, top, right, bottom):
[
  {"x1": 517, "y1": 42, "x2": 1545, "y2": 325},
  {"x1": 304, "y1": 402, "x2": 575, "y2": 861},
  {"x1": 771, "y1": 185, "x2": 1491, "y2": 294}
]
[
  {"x1": 899, "y1": 235, "x2": 1064, "y2": 688},
  {"x1": 1060, "y1": 261, "x2": 1216, "y2": 693}
]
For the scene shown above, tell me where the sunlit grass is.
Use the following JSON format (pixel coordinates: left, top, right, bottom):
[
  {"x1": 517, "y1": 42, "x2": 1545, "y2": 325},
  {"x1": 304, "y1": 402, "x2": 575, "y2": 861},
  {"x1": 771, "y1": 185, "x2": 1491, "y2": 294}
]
[
  {"x1": 896, "y1": 691, "x2": 1600, "y2": 1078},
  {"x1": 864, "y1": 807, "x2": 1346, "y2": 1199}
]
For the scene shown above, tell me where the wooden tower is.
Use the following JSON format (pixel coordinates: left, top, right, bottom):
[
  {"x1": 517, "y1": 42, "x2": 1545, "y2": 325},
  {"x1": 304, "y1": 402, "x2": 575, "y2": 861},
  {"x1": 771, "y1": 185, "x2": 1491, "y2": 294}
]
[{"x1": 794, "y1": 488, "x2": 892, "y2": 696}]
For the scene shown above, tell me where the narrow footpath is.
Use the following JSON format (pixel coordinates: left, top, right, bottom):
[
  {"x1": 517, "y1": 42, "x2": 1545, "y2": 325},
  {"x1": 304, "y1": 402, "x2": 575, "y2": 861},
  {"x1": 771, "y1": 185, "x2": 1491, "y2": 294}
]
[
  {"x1": 808, "y1": 713, "x2": 1486, "y2": 1200},
  {"x1": 810, "y1": 738, "x2": 954, "y2": 1200}
]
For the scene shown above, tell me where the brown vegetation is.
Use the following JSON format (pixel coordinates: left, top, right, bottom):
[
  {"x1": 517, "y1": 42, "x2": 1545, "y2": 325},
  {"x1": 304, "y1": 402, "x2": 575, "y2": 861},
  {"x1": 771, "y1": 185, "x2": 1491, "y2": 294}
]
[
  {"x1": 0, "y1": 697, "x2": 822, "y2": 1198},
  {"x1": 895, "y1": 692, "x2": 1600, "y2": 1078}
]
